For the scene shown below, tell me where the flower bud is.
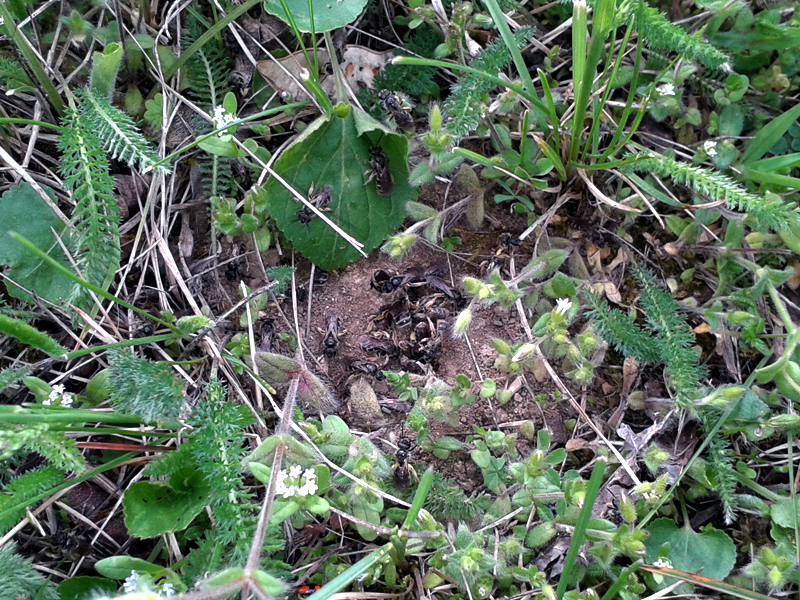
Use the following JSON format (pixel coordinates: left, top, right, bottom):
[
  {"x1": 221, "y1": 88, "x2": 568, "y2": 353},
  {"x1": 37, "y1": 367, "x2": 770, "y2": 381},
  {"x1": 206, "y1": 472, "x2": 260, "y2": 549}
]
[
  {"x1": 726, "y1": 311, "x2": 756, "y2": 326},
  {"x1": 768, "y1": 566, "x2": 784, "y2": 589},
  {"x1": 768, "y1": 414, "x2": 800, "y2": 432},
  {"x1": 512, "y1": 343, "x2": 537, "y2": 363},
  {"x1": 463, "y1": 277, "x2": 484, "y2": 296},
  {"x1": 452, "y1": 309, "x2": 472, "y2": 338}
]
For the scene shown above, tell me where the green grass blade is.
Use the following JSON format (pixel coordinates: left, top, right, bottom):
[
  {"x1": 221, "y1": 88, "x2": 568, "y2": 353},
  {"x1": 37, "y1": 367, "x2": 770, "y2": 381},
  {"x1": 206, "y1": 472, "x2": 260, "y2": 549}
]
[
  {"x1": 0, "y1": 3, "x2": 64, "y2": 117},
  {"x1": 556, "y1": 459, "x2": 607, "y2": 600},
  {"x1": 741, "y1": 102, "x2": 800, "y2": 165}
]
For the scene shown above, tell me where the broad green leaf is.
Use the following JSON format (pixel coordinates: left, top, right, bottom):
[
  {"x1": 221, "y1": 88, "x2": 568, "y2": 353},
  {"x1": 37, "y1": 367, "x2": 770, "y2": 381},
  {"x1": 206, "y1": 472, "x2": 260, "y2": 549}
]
[
  {"x1": 265, "y1": 105, "x2": 415, "y2": 270},
  {"x1": 770, "y1": 496, "x2": 800, "y2": 529},
  {"x1": 58, "y1": 577, "x2": 117, "y2": 600},
  {"x1": 94, "y1": 556, "x2": 174, "y2": 579},
  {"x1": 122, "y1": 467, "x2": 210, "y2": 537},
  {"x1": 0, "y1": 183, "x2": 75, "y2": 304},
  {"x1": 644, "y1": 518, "x2": 736, "y2": 590},
  {"x1": 263, "y1": 0, "x2": 368, "y2": 32}
]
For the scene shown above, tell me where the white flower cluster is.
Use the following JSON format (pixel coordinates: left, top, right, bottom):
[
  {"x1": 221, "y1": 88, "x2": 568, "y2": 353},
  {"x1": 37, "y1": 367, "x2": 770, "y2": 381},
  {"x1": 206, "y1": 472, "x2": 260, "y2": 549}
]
[
  {"x1": 212, "y1": 105, "x2": 236, "y2": 136},
  {"x1": 656, "y1": 82, "x2": 676, "y2": 97},
  {"x1": 43, "y1": 384, "x2": 73, "y2": 408},
  {"x1": 162, "y1": 583, "x2": 176, "y2": 598},
  {"x1": 276, "y1": 464, "x2": 318, "y2": 498},
  {"x1": 652, "y1": 557, "x2": 672, "y2": 568},
  {"x1": 703, "y1": 140, "x2": 718, "y2": 157},
  {"x1": 555, "y1": 298, "x2": 572, "y2": 316},
  {"x1": 123, "y1": 570, "x2": 140, "y2": 593}
]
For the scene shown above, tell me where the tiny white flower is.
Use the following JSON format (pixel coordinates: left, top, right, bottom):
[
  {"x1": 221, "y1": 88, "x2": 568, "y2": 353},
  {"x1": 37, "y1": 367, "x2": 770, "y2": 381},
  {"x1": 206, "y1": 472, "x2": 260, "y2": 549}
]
[
  {"x1": 289, "y1": 464, "x2": 303, "y2": 479},
  {"x1": 303, "y1": 468, "x2": 316, "y2": 480},
  {"x1": 61, "y1": 394, "x2": 74, "y2": 408},
  {"x1": 51, "y1": 384, "x2": 66, "y2": 396},
  {"x1": 0, "y1": 17, "x2": 5, "y2": 26},
  {"x1": 555, "y1": 298, "x2": 573, "y2": 316},
  {"x1": 212, "y1": 105, "x2": 236, "y2": 135},
  {"x1": 42, "y1": 398, "x2": 52, "y2": 406},
  {"x1": 656, "y1": 83, "x2": 676, "y2": 96},
  {"x1": 296, "y1": 486, "x2": 310, "y2": 497},
  {"x1": 303, "y1": 480, "x2": 318, "y2": 495},
  {"x1": 275, "y1": 480, "x2": 288, "y2": 496},
  {"x1": 163, "y1": 583, "x2": 176, "y2": 598},
  {"x1": 478, "y1": 587, "x2": 487, "y2": 597},
  {"x1": 123, "y1": 570, "x2": 140, "y2": 593},
  {"x1": 703, "y1": 140, "x2": 718, "y2": 156},
  {"x1": 276, "y1": 468, "x2": 288, "y2": 484},
  {"x1": 653, "y1": 558, "x2": 672, "y2": 568}
]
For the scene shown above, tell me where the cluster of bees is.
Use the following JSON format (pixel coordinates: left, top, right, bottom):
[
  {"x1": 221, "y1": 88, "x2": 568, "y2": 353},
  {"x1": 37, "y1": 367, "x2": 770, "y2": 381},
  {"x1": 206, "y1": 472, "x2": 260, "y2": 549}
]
[{"x1": 317, "y1": 264, "x2": 465, "y2": 379}]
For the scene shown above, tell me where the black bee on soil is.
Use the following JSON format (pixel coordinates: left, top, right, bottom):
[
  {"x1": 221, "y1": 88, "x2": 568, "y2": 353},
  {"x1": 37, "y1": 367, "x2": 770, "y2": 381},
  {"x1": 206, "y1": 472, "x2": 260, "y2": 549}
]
[
  {"x1": 403, "y1": 263, "x2": 455, "y2": 299},
  {"x1": 392, "y1": 437, "x2": 418, "y2": 490},
  {"x1": 345, "y1": 358, "x2": 385, "y2": 381},
  {"x1": 259, "y1": 319, "x2": 274, "y2": 352},
  {"x1": 364, "y1": 146, "x2": 393, "y2": 195},
  {"x1": 370, "y1": 269, "x2": 404, "y2": 294},
  {"x1": 358, "y1": 334, "x2": 399, "y2": 357},
  {"x1": 313, "y1": 269, "x2": 329, "y2": 286},
  {"x1": 378, "y1": 90, "x2": 414, "y2": 131},
  {"x1": 297, "y1": 184, "x2": 334, "y2": 227},
  {"x1": 230, "y1": 159, "x2": 252, "y2": 189},
  {"x1": 224, "y1": 243, "x2": 243, "y2": 281},
  {"x1": 322, "y1": 312, "x2": 341, "y2": 358},
  {"x1": 387, "y1": 297, "x2": 412, "y2": 329}
]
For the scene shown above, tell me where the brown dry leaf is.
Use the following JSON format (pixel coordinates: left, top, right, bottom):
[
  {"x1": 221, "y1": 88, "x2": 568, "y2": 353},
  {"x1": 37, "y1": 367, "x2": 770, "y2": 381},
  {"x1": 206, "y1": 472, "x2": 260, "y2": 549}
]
[
  {"x1": 178, "y1": 213, "x2": 194, "y2": 258},
  {"x1": 256, "y1": 46, "x2": 392, "y2": 100},
  {"x1": 565, "y1": 438, "x2": 593, "y2": 451},
  {"x1": 692, "y1": 323, "x2": 711, "y2": 334},
  {"x1": 621, "y1": 356, "x2": 639, "y2": 397},
  {"x1": 602, "y1": 281, "x2": 622, "y2": 303},
  {"x1": 787, "y1": 261, "x2": 800, "y2": 289}
]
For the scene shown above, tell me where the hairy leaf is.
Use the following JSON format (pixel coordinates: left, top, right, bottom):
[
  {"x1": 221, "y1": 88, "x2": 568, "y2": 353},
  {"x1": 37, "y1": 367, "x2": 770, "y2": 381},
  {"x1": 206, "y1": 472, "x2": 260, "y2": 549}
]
[
  {"x1": 265, "y1": 105, "x2": 415, "y2": 270},
  {"x1": 0, "y1": 183, "x2": 75, "y2": 304}
]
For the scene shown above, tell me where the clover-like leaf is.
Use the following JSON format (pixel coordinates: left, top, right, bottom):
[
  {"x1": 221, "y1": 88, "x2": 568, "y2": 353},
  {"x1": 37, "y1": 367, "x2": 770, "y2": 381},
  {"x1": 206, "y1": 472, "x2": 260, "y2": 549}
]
[
  {"x1": 263, "y1": 0, "x2": 367, "y2": 32},
  {"x1": 265, "y1": 105, "x2": 416, "y2": 270},
  {"x1": 0, "y1": 183, "x2": 75, "y2": 304}
]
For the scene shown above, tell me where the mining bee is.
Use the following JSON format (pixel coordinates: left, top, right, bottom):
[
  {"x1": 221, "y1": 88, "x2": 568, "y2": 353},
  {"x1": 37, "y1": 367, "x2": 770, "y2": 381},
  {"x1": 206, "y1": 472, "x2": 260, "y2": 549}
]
[
  {"x1": 392, "y1": 436, "x2": 418, "y2": 490},
  {"x1": 345, "y1": 358, "x2": 386, "y2": 380},
  {"x1": 387, "y1": 297, "x2": 412, "y2": 329},
  {"x1": 403, "y1": 263, "x2": 454, "y2": 298},
  {"x1": 358, "y1": 334, "x2": 399, "y2": 357},
  {"x1": 365, "y1": 146, "x2": 393, "y2": 195},
  {"x1": 321, "y1": 312, "x2": 341, "y2": 358},
  {"x1": 378, "y1": 90, "x2": 414, "y2": 131},
  {"x1": 259, "y1": 319, "x2": 274, "y2": 352},
  {"x1": 297, "y1": 184, "x2": 334, "y2": 227},
  {"x1": 370, "y1": 269, "x2": 404, "y2": 294},
  {"x1": 313, "y1": 269, "x2": 329, "y2": 286},
  {"x1": 224, "y1": 243, "x2": 243, "y2": 281}
]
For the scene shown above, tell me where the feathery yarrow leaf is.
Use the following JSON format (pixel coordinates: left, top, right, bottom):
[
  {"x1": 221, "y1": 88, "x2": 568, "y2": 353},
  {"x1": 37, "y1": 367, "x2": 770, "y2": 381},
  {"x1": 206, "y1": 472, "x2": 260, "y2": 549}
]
[
  {"x1": 58, "y1": 104, "x2": 119, "y2": 303},
  {"x1": 443, "y1": 28, "x2": 535, "y2": 138},
  {"x1": 0, "y1": 424, "x2": 86, "y2": 473},
  {"x1": 616, "y1": 0, "x2": 730, "y2": 70},
  {"x1": 583, "y1": 289, "x2": 660, "y2": 363},
  {"x1": 0, "y1": 543, "x2": 59, "y2": 600},
  {"x1": 620, "y1": 153, "x2": 799, "y2": 232},
  {"x1": 0, "y1": 467, "x2": 65, "y2": 536},
  {"x1": 76, "y1": 88, "x2": 169, "y2": 175},
  {"x1": 108, "y1": 350, "x2": 187, "y2": 421},
  {"x1": 633, "y1": 268, "x2": 706, "y2": 407}
]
